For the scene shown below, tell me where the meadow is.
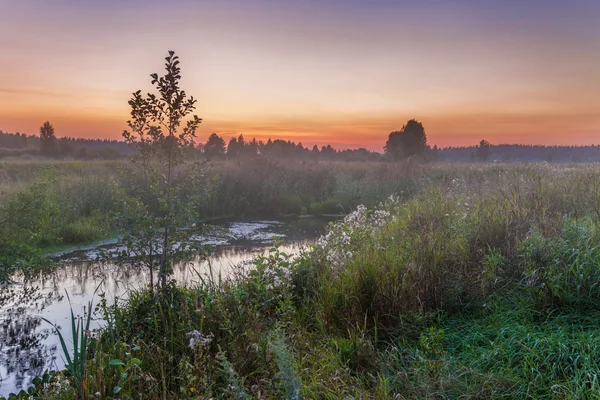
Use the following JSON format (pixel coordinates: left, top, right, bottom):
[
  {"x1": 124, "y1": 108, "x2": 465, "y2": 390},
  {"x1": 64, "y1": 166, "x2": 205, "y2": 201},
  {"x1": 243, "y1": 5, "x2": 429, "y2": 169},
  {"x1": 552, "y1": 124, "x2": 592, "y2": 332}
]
[
  {"x1": 3, "y1": 160, "x2": 600, "y2": 398},
  {"x1": 0, "y1": 158, "x2": 420, "y2": 265}
]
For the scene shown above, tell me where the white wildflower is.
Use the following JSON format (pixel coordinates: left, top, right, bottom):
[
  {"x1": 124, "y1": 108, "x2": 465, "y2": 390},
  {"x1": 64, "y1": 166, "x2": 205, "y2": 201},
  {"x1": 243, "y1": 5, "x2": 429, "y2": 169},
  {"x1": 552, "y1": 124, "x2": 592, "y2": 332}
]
[
  {"x1": 262, "y1": 262, "x2": 293, "y2": 291},
  {"x1": 344, "y1": 204, "x2": 368, "y2": 229},
  {"x1": 187, "y1": 330, "x2": 214, "y2": 350}
]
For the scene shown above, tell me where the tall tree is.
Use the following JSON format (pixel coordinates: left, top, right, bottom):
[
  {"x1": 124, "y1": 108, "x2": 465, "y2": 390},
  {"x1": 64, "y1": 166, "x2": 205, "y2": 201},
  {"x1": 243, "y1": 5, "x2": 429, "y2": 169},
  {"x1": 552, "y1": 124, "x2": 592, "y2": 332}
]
[
  {"x1": 237, "y1": 134, "x2": 246, "y2": 149},
  {"x1": 246, "y1": 137, "x2": 259, "y2": 157},
  {"x1": 39, "y1": 121, "x2": 57, "y2": 157},
  {"x1": 120, "y1": 50, "x2": 202, "y2": 290},
  {"x1": 384, "y1": 119, "x2": 427, "y2": 160},
  {"x1": 227, "y1": 137, "x2": 240, "y2": 158}
]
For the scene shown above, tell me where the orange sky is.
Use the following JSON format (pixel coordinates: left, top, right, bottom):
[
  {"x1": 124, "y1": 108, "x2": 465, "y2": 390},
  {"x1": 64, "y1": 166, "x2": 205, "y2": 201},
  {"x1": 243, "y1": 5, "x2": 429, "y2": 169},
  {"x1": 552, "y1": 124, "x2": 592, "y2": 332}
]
[{"x1": 1, "y1": 0, "x2": 599, "y2": 151}]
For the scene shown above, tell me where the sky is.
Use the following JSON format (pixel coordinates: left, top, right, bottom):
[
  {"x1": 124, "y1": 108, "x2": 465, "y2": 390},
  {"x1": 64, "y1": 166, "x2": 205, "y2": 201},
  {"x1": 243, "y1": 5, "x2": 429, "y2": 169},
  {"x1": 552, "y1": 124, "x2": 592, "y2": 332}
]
[{"x1": 1, "y1": 0, "x2": 599, "y2": 151}]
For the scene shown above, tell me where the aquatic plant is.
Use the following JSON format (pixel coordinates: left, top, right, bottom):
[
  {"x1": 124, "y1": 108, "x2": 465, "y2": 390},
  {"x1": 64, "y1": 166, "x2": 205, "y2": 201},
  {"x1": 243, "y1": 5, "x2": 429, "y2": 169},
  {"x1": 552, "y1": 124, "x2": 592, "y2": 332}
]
[{"x1": 42, "y1": 289, "x2": 97, "y2": 398}]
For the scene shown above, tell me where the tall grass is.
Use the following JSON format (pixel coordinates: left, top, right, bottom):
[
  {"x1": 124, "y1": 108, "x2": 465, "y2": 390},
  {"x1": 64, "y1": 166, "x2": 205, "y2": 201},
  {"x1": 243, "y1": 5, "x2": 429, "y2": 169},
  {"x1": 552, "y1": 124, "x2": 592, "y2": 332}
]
[{"x1": 42, "y1": 289, "x2": 97, "y2": 398}]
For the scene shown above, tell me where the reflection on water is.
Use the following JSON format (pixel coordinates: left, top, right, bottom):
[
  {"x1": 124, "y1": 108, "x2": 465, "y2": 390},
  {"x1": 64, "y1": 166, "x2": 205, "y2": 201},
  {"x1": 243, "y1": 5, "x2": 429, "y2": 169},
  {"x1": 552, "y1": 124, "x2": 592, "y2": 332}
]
[
  {"x1": 0, "y1": 285, "x2": 61, "y2": 393},
  {"x1": 0, "y1": 216, "x2": 333, "y2": 396}
]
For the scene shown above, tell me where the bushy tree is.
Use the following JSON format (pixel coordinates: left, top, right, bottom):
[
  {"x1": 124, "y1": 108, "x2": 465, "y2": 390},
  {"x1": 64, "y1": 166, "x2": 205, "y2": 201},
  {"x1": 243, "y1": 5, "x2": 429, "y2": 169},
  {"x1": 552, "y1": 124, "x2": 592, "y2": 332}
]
[
  {"x1": 120, "y1": 50, "x2": 203, "y2": 290},
  {"x1": 477, "y1": 139, "x2": 491, "y2": 162},
  {"x1": 227, "y1": 137, "x2": 240, "y2": 158},
  {"x1": 39, "y1": 121, "x2": 57, "y2": 157},
  {"x1": 385, "y1": 119, "x2": 427, "y2": 160},
  {"x1": 204, "y1": 133, "x2": 226, "y2": 159}
]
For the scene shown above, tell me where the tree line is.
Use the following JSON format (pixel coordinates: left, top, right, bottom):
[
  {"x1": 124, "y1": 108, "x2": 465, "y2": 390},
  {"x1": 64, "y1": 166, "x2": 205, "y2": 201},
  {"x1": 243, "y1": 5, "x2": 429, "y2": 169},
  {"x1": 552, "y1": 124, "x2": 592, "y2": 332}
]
[
  {"x1": 0, "y1": 127, "x2": 381, "y2": 161},
  {"x1": 1, "y1": 117, "x2": 599, "y2": 163},
  {"x1": 436, "y1": 142, "x2": 600, "y2": 163},
  {"x1": 0, "y1": 128, "x2": 131, "y2": 159},
  {"x1": 202, "y1": 133, "x2": 380, "y2": 161}
]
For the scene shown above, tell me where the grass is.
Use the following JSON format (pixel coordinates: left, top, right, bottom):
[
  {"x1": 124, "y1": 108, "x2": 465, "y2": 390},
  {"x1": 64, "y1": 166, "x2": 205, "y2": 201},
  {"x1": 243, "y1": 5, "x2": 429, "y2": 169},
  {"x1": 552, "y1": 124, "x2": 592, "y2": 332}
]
[
  {"x1": 42, "y1": 290, "x2": 96, "y2": 398},
  {"x1": 443, "y1": 296, "x2": 600, "y2": 398},
  {"x1": 4, "y1": 162, "x2": 600, "y2": 398}
]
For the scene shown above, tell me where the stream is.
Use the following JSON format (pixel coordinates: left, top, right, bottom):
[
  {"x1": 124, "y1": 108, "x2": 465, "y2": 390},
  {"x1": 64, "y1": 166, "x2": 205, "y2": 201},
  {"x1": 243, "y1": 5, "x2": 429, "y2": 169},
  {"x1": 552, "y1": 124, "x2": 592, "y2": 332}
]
[{"x1": 0, "y1": 216, "x2": 336, "y2": 396}]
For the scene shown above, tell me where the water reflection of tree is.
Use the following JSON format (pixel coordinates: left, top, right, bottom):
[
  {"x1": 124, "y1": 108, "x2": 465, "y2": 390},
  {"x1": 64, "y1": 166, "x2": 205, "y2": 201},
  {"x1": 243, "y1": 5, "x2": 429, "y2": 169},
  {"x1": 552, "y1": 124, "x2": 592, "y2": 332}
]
[
  {"x1": 0, "y1": 285, "x2": 59, "y2": 392},
  {"x1": 0, "y1": 262, "x2": 150, "y2": 393}
]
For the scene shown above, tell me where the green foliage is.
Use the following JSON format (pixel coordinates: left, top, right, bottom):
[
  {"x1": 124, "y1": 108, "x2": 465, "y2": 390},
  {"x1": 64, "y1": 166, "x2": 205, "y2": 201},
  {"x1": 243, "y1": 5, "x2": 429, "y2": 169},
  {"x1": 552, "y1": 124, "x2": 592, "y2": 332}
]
[
  {"x1": 520, "y1": 218, "x2": 600, "y2": 308},
  {"x1": 108, "y1": 352, "x2": 142, "y2": 398},
  {"x1": 418, "y1": 327, "x2": 445, "y2": 375},
  {"x1": 0, "y1": 240, "x2": 47, "y2": 282},
  {"x1": 215, "y1": 349, "x2": 251, "y2": 400},
  {"x1": 332, "y1": 324, "x2": 376, "y2": 374},
  {"x1": 0, "y1": 168, "x2": 60, "y2": 280},
  {"x1": 269, "y1": 330, "x2": 303, "y2": 400},
  {"x1": 481, "y1": 247, "x2": 508, "y2": 293},
  {"x1": 0, "y1": 167, "x2": 60, "y2": 246},
  {"x1": 59, "y1": 213, "x2": 109, "y2": 244}
]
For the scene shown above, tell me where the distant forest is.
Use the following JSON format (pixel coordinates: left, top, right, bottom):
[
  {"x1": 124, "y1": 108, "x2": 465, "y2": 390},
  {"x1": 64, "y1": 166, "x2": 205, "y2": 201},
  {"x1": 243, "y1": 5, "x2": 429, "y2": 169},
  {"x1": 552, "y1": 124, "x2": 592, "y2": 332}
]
[
  {"x1": 1, "y1": 128, "x2": 599, "y2": 163},
  {"x1": 435, "y1": 144, "x2": 600, "y2": 163},
  {"x1": 0, "y1": 130, "x2": 131, "y2": 159}
]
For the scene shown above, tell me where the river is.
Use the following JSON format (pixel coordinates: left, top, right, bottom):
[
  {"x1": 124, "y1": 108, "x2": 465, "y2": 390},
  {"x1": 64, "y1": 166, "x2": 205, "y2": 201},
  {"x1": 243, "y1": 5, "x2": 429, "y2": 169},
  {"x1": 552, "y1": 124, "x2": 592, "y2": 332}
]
[{"x1": 0, "y1": 216, "x2": 335, "y2": 396}]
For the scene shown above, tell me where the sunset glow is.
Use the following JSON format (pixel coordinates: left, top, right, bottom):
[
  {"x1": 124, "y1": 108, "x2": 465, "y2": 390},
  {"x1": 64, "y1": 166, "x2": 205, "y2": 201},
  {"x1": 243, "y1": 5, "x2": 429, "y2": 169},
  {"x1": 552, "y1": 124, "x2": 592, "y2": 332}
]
[{"x1": 1, "y1": 0, "x2": 599, "y2": 150}]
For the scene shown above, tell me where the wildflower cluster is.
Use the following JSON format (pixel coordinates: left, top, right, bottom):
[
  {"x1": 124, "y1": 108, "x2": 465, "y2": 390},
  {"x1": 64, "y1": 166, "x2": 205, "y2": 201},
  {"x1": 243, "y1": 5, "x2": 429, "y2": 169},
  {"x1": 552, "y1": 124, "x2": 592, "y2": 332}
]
[
  {"x1": 186, "y1": 330, "x2": 214, "y2": 351},
  {"x1": 316, "y1": 196, "x2": 397, "y2": 271},
  {"x1": 448, "y1": 177, "x2": 467, "y2": 195},
  {"x1": 370, "y1": 208, "x2": 391, "y2": 227},
  {"x1": 343, "y1": 204, "x2": 368, "y2": 229},
  {"x1": 255, "y1": 248, "x2": 294, "y2": 292},
  {"x1": 263, "y1": 264, "x2": 293, "y2": 291}
]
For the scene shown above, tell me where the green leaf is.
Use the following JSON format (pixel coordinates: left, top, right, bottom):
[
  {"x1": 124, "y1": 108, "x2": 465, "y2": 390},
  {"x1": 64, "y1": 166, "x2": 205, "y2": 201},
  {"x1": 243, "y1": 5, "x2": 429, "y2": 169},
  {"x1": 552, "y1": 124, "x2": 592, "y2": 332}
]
[
  {"x1": 128, "y1": 358, "x2": 142, "y2": 367},
  {"x1": 109, "y1": 359, "x2": 125, "y2": 366}
]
